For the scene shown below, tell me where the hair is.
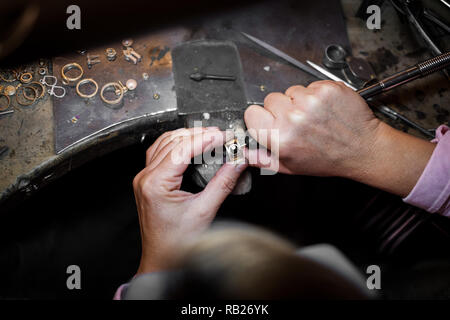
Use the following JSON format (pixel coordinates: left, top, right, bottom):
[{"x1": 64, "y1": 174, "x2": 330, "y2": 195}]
[{"x1": 144, "y1": 222, "x2": 368, "y2": 300}]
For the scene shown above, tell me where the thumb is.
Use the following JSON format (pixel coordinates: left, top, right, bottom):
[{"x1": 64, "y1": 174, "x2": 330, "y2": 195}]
[{"x1": 197, "y1": 162, "x2": 248, "y2": 213}]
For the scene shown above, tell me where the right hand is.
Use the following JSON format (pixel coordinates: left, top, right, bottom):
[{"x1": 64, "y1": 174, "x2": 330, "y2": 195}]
[
  {"x1": 244, "y1": 80, "x2": 435, "y2": 197},
  {"x1": 244, "y1": 80, "x2": 382, "y2": 178}
]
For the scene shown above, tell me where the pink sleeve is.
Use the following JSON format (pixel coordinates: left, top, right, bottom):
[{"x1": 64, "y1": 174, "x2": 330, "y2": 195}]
[
  {"x1": 403, "y1": 125, "x2": 450, "y2": 217},
  {"x1": 113, "y1": 283, "x2": 128, "y2": 300}
]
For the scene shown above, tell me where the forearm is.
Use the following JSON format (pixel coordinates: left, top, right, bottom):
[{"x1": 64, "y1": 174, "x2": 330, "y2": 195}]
[{"x1": 346, "y1": 121, "x2": 436, "y2": 198}]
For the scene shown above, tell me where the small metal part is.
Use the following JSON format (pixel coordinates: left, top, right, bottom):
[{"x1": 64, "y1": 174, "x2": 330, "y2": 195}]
[
  {"x1": 0, "y1": 109, "x2": 14, "y2": 116},
  {"x1": 100, "y1": 82, "x2": 124, "y2": 105},
  {"x1": 123, "y1": 47, "x2": 142, "y2": 64},
  {"x1": 0, "y1": 94, "x2": 11, "y2": 111},
  {"x1": 122, "y1": 39, "x2": 134, "y2": 48},
  {"x1": 259, "y1": 85, "x2": 266, "y2": 92},
  {"x1": 38, "y1": 67, "x2": 47, "y2": 76},
  {"x1": 24, "y1": 81, "x2": 45, "y2": 100},
  {"x1": 76, "y1": 78, "x2": 99, "y2": 99},
  {"x1": 16, "y1": 85, "x2": 38, "y2": 106},
  {"x1": 20, "y1": 72, "x2": 33, "y2": 84},
  {"x1": 323, "y1": 44, "x2": 347, "y2": 69},
  {"x1": 224, "y1": 130, "x2": 246, "y2": 163},
  {"x1": 125, "y1": 79, "x2": 137, "y2": 91},
  {"x1": 86, "y1": 54, "x2": 101, "y2": 69},
  {"x1": 105, "y1": 48, "x2": 117, "y2": 61},
  {"x1": 153, "y1": 93, "x2": 160, "y2": 100},
  {"x1": 142, "y1": 72, "x2": 149, "y2": 80},
  {"x1": 189, "y1": 72, "x2": 236, "y2": 82},
  {"x1": 4, "y1": 85, "x2": 16, "y2": 96},
  {"x1": 61, "y1": 62, "x2": 84, "y2": 84},
  {"x1": 40, "y1": 76, "x2": 66, "y2": 98},
  {"x1": 0, "y1": 70, "x2": 18, "y2": 82},
  {"x1": 40, "y1": 75, "x2": 58, "y2": 87},
  {"x1": 344, "y1": 56, "x2": 376, "y2": 85}
]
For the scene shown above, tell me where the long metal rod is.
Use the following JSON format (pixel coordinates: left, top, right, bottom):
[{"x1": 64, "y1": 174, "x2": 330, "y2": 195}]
[
  {"x1": 241, "y1": 32, "x2": 329, "y2": 81},
  {"x1": 357, "y1": 52, "x2": 450, "y2": 99}
]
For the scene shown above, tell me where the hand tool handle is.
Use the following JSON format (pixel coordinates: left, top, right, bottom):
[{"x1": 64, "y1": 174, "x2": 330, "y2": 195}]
[{"x1": 357, "y1": 52, "x2": 450, "y2": 99}]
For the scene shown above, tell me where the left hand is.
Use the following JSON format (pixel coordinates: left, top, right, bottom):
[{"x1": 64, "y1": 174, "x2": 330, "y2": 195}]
[{"x1": 133, "y1": 127, "x2": 247, "y2": 275}]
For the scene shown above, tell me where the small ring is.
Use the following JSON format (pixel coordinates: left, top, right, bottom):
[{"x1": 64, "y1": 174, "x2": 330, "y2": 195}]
[
  {"x1": 76, "y1": 78, "x2": 98, "y2": 99},
  {"x1": 16, "y1": 86, "x2": 37, "y2": 106},
  {"x1": 100, "y1": 82, "x2": 124, "y2": 105},
  {"x1": 20, "y1": 72, "x2": 33, "y2": 84},
  {"x1": 0, "y1": 70, "x2": 18, "y2": 82},
  {"x1": 40, "y1": 75, "x2": 57, "y2": 87},
  {"x1": 24, "y1": 81, "x2": 45, "y2": 100},
  {"x1": 0, "y1": 94, "x2": 10, "y2": 111},
  {"x1": 61, "y1": 62, "x2": 84, "y2": 84}
]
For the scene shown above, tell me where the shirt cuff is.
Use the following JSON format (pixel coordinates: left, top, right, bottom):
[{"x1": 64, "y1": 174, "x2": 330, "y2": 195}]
[
  {"x1": 403, "y1": 125, "x2": 450, "y2": 217},
  {"x1": 113, "y1": 283, "x2": 129, "y2": 300}
]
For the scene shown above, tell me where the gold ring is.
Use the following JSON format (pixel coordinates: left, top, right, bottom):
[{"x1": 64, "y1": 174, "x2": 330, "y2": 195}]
[
  {"x1": 24, "y1": 81, "x2": 45, "y2": 100},
  {"x1": 0, "y1": 94, "x2": 10, "y2": 111},
  {"x1": 16, "y1": 86, "x2": 37, "y2": 106},
  {"x1": 20, "y1": 72, "x2": 33, "y2": 84},
  {"x1": 0, "y1": 70, "x2": 18, "y2": 82},
  {"x1": 76, "y1": 78, "x2": 98, "y2": 99},
  {"x1": 100, "y1": 82, "x2": 123, "y2": 105},
  {"x1": 61, "y1": 62, "x2": 83, "y2": 84}
]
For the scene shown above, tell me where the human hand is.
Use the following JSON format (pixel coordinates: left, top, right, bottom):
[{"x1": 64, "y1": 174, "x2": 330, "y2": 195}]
[
  {"x1": 133, "y1": 127, "x2": 247, "y2": 275},
  {"x1": 244, "y1": 80, "x2": 435, "y2": 197},
  {"x1": 244, "y1": 80, "x2": 382, "y2": 178}
]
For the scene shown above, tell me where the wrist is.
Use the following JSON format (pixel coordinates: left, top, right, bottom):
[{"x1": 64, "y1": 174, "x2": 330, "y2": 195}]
[
  {"x1": 338, "y1": 118, "x2": 386, "y2": 181},
  {"x1": 344, "y1": 120, "x2": 435, "y2": 197}
]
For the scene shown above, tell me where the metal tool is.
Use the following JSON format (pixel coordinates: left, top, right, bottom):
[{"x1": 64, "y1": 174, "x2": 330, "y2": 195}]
[
  {"x1": 305, "y1": 58, "x2": 446, "y2": 139},
  {"x1": 190, "y1": 72, "x2": 236, "y2": 82},
  {"x1": 86, "y1": 54, "x2": 101, "y2": 69},
  {"x1": 0, "y1": 110, "x2": 14, "y2": 116},
  {"x1": 241, "y1": 32, "x2": 328, "y2": 80},
  {"x1": 357, "y1": 52, "x2": 450, "y2": 99},
  {"x1": 306, "y1": 60, "x2": 357, "y2": 90},
  {"x1": 376, "y1": 104, "x2": 435, "y2": 138},
  {"x1": 323, "y1": 44, "x2": 347, "y2": 69}
]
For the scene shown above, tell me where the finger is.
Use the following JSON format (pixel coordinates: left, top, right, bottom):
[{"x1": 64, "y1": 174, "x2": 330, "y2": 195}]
[
  {"x1": 285, "y1": 85, "x2": 308, "y2": 103},
  {"x1": 196, "y1": 162, "x2": 248, "y2": 214},
  {"x1": 263, "y1": 92, "x2": 291, "y2": 117},
  {"x1": 146, "y1": 127, "x2": 219, "y2": 166},
  {"x1": 157, "y1": 130, "x2": 228, "y2": 177},
  {"x1": 148, "y1": 130, "x2": 226, "y2": 171},
  {"x1": 244, "y1": 147, "x2": 284, "y2": 172},
  {"x1": 244, "y1": 105, "x2": 276, "y2": 150}
]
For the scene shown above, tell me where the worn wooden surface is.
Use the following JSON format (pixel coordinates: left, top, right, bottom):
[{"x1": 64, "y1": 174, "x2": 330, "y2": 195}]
[{"x1": 0, "y1": 0, "x2": 449, "y2": 203}]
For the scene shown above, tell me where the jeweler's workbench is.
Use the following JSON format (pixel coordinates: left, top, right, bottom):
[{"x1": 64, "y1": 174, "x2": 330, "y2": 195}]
[{"x1": 0, "y1": 0, "x2": 449, "y2": 208}]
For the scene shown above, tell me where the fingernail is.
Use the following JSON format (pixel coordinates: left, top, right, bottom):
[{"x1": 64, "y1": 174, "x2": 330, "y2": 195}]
[{"x1": 206, "y1": 126, "x2": 220, "y2": 131}]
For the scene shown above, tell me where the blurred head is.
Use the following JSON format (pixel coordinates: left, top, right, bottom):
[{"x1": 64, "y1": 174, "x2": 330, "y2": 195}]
[{"x1": 126, "y1": 222, "x2": 368, "y2": 299}]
